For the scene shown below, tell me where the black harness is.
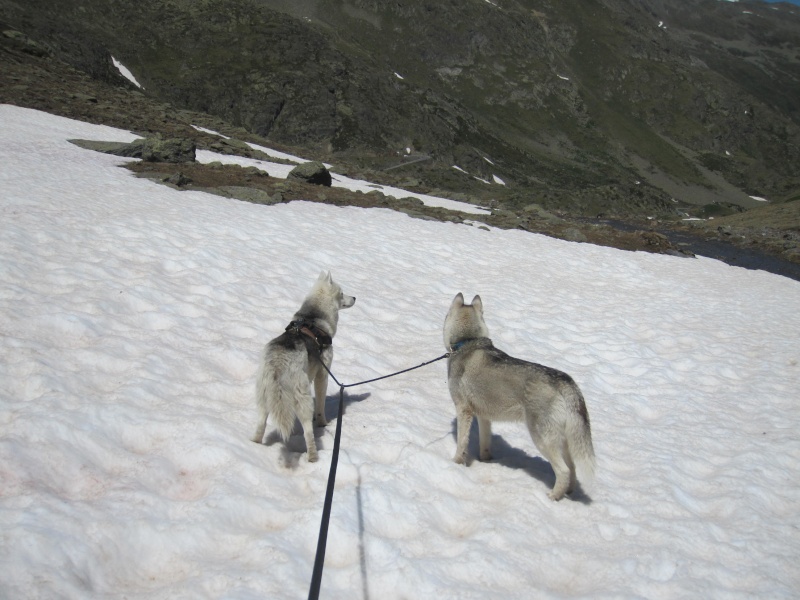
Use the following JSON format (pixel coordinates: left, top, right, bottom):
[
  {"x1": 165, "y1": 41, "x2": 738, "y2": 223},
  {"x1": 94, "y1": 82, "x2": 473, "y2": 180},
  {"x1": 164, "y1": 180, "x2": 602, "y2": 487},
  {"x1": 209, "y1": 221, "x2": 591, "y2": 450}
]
[{"x1": 285, "y1": 319, "x2": 333, "y2": 350}]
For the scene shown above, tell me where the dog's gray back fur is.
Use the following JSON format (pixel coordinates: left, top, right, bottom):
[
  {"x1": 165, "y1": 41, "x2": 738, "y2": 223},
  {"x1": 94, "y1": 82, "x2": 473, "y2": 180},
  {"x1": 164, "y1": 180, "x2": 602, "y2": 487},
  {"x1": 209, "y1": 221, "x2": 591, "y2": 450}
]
[
  {"x1": 251, "y1": 272, "x2": 355, "y2": 462},
  {"x1": 444, "y1": 293, "x2": 595, "y2": 500}
]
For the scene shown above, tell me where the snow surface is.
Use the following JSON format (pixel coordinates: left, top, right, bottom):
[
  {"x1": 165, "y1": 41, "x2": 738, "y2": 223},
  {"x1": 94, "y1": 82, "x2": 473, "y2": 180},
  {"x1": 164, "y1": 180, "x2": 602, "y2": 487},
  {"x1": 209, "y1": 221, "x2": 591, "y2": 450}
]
[
  {"x1": 451, "y1": 165, "x2": 505, "y2": 189},
  {"x1": 2, "y1": 104, "x2": 800, "y2": 599},
  {"x1": 191, "y1": 125, "x2": 230, "y2": 140},
  {"x1": 111, "y1": 56, "x2": 143, "y2": 90}
]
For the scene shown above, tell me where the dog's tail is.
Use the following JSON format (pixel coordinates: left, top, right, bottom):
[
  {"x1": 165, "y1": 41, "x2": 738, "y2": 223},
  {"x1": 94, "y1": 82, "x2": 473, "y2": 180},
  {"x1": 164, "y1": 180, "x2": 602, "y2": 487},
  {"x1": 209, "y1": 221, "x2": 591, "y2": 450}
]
[
  {"x1": 566, "y1": 388, "x2": 596, "y2": 487},
  {"x1": 270, "y1": 389, "x2": 296, "y2": 442},
  {"x1": 255, "y1": 354, "x2": 298, "y2": 442}
]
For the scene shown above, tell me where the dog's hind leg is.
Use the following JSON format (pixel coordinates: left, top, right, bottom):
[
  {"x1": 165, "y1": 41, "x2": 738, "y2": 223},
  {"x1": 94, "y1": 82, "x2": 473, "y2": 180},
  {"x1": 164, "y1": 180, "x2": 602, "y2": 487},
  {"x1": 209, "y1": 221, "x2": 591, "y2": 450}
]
[
  {"x1": 453, "y1": 404, "x2": 474, "y2": 464},
  {"x1": 252, "y1": 381, "x2": 270, "y2": 444},
  {"x1": 526, "y1": 419, "x2": 572, "y2": 501},
  {"x1": 252, "y1": 358, "x2": 271, "y2": 444},
  {"x1": 313, "y1": 368, "x2": 328, "y2": 428},
  {"x1": 545, "y1": 456, "x2": 572, "y2": 501},
  {"x1": 564, "y1": 448, "x2": 578, "y2": 495},
  {"x1": 296, "y1": 392, "x2": 319, "y2": 462},
  {"x1": 301, "y1": 417, "x2": 318, "y2": 462},
  {"x1": 251, "y1": 405, "x2": 269, "y2": 444},
  {"x1": 477, "y1": 416, "x2": 493, "y2": 461}
]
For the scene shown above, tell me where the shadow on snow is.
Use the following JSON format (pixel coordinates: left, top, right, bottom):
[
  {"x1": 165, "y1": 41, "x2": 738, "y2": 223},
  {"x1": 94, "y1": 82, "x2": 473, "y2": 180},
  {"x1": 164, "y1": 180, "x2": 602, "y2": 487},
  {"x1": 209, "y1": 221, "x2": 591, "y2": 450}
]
[{"x1": 450, "y1": 417, "x2": 593, "y2": 504}]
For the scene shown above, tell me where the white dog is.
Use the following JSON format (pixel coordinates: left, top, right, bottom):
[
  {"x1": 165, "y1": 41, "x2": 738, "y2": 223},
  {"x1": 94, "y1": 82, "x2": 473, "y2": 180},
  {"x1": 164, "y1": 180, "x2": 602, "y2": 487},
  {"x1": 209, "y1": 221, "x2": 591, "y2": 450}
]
[
  {"x1": 252, "y1": 272, "x2": 355, "y2": 462},
  {"x1": 444, "y1": 293, "x2": 595, "y2": 500}
]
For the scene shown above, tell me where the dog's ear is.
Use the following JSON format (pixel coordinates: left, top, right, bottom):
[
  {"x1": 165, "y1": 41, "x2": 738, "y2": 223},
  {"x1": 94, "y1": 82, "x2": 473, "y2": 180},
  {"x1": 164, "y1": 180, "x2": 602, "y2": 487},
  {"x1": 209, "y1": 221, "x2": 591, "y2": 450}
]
[
  {"x1": 471, "y1": 295, "x2": 483, "y2": 313},
  {"x1": 318, "y1": 270, "x2": 332, "y2": 283},
  {"x1": 451, "y1": 292, "x2": 464, "y2": 308}
]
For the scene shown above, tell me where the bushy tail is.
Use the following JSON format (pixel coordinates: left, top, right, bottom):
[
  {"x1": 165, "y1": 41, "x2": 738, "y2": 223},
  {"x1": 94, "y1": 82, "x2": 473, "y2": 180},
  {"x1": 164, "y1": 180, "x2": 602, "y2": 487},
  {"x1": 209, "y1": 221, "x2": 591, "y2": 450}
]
[
  {"x1": 270, "y1": 390, "x2": 296, "y2": 441},
  {"x1": 566, "y1": 390, "x2": 597, "y2": 487},
  {"x1": 255, "y1": 355, "x2": 297, "y2": 442}
]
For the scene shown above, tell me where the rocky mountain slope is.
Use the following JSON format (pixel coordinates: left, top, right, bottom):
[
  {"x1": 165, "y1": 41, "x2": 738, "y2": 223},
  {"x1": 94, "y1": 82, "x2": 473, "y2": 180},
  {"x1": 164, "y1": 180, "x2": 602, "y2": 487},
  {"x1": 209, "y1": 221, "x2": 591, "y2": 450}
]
[
  {"x1": 1, "y1": 0, "x2": 799, "y2": 275},
  {"x1": 2, "y1": 0, "x2": 799, "y2": 219}
]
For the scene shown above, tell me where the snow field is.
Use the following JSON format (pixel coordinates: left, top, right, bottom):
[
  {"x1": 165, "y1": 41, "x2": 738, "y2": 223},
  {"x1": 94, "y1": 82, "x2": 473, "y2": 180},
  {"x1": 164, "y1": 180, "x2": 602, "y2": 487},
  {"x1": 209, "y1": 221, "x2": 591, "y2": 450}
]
[{"x1": 1, "y1": 105, "x2": 799, "y2": 599}]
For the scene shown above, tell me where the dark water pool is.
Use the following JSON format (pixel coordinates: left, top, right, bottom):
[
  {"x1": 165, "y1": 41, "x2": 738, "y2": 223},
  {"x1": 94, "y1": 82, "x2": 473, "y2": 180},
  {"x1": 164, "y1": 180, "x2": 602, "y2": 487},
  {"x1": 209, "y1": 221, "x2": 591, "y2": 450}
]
[{"x1": 593, "y1": 219, "x2": 800, "y2": 283}]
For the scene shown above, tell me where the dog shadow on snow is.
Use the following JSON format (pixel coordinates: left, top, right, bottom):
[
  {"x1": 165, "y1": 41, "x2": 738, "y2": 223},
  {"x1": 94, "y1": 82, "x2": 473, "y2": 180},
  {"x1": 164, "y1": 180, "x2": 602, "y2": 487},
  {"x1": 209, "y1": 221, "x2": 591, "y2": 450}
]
[
  {"x1": 450, "y1": 418, "x2": 593, "y2": 505},
  {"x1": 262, "y1": 391, "x2": 371, "y2": 469}
]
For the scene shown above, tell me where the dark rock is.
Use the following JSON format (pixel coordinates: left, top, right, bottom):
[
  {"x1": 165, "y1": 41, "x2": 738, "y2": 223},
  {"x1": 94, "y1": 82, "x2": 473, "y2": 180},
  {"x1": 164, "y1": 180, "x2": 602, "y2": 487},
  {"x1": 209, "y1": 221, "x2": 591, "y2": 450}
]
[
  {"x1": 637, "y1": 231, "x2": 674, "y2": 253},
  {"x1": 399, "y1": 178, "x2": 422, "y2": 188},
  {"x1": 162, "y1": 172, "x2": 191, "y2": 187},
  {"x1": 205, "y1": 137, "x2": 276, "y2": 162},
  {"x1": 212, "y1": 186, "x2": 281, "y2": 204},
  {"x1": 2, "y1": 30, "x2": 51, "y2": 57},
  {"x1": 783, "y1": 248, "x2": 800, "y2": 263},
  {"x1": 395, "y1": 196, "x2": 425, "y2": 209},
  {"x1": 141, "y1": 137, "x2": 196, "y2": 163},
  {"x1": 287, "y1": 161, "x2": 332, "y2": 186},
  {"x1": 68, "y1": 138, "x2": 144, "y2": 157},
  {"x1": 67, "y1": 136, "x2": 195, "y2": 163},
  {"x1": 523, "y1": 203, "x2": 564, "y2": 224},
  {"x1": 665, "y1": 249, "x2": 696, "y2": 259},
  {"x1": 241, "y1": 166, "x2": 268, "y2": 178},
  {"x1": 564, "y1": 228, "x2": 587, "y2": 243},
  {"x1": 71, "y1": 92, "x2": 98, "y2": 103},
  {"x1": 68, "y1": 136, "x2": 196, "y2": 163}
]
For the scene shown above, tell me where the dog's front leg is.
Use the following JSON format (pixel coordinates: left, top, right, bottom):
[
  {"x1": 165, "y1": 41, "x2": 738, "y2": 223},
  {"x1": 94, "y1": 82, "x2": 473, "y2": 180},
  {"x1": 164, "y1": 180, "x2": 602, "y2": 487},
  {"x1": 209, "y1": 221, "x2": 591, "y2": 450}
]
[
  {"x1": 313, "y1": 367, "x2": 328, "y2": 427},
  {"x1": 453, "y1": 404, "x2": 473, "y2": 464}
]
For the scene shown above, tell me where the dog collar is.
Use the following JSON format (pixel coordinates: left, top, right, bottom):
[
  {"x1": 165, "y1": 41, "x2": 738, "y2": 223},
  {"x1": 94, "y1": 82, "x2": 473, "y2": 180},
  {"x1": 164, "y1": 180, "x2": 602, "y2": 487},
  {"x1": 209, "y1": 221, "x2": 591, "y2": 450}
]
[
  {"x1": 286, "y1": 320, "x2": 333, "y2": 349},
  {"x1": 450, "y1": 338, "x2": 480, "y2": 352}
]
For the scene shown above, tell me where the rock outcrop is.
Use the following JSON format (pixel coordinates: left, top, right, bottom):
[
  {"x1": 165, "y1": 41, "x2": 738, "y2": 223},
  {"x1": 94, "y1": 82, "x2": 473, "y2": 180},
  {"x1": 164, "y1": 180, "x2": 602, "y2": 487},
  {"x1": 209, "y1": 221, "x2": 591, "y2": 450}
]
[
  {"x1": 69, "y1": 136, "x2": 195, "y2": 163},
  {"x1": 287, "y1": 161, "x2": 332, "y2": 187}
]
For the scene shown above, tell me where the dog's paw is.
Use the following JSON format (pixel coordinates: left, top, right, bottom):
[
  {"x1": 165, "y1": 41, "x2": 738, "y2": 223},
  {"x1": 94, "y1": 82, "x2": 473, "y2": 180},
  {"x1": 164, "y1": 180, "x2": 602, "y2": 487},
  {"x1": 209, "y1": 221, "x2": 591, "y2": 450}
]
[
  {"x1": 479, "y1": 451, "x2": 493, "y2": 462},
  {"x1": 307, "y1": 451, "x2": 319, "y2": 463},
  {"x1": 314, "y1": 417, "x2": 328, "y2": 428},
  {"x1": 453, "y1": 454, "x2": 466, "y2": 465},
  {"x1": 547, "y1": 489, "x2": 566, "y2": 501}
]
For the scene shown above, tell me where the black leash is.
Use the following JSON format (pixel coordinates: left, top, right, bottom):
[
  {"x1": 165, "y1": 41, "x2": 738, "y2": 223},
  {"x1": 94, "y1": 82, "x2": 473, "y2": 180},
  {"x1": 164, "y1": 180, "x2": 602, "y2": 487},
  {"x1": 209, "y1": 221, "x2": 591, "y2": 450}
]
[{"x1": 307, "y1": 351, "x2": 449, "y2": 600}]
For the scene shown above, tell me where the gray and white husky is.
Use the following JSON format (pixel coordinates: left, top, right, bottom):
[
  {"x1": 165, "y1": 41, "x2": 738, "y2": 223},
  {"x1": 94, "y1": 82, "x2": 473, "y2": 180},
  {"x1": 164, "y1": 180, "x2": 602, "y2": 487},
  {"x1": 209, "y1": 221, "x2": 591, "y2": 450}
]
[
  {"x1": 251, "y1": 271, "x2": 356, "y2": 462},
  {"x1": 443, "y1": 293, "x2": 595, "y2": 500}
]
